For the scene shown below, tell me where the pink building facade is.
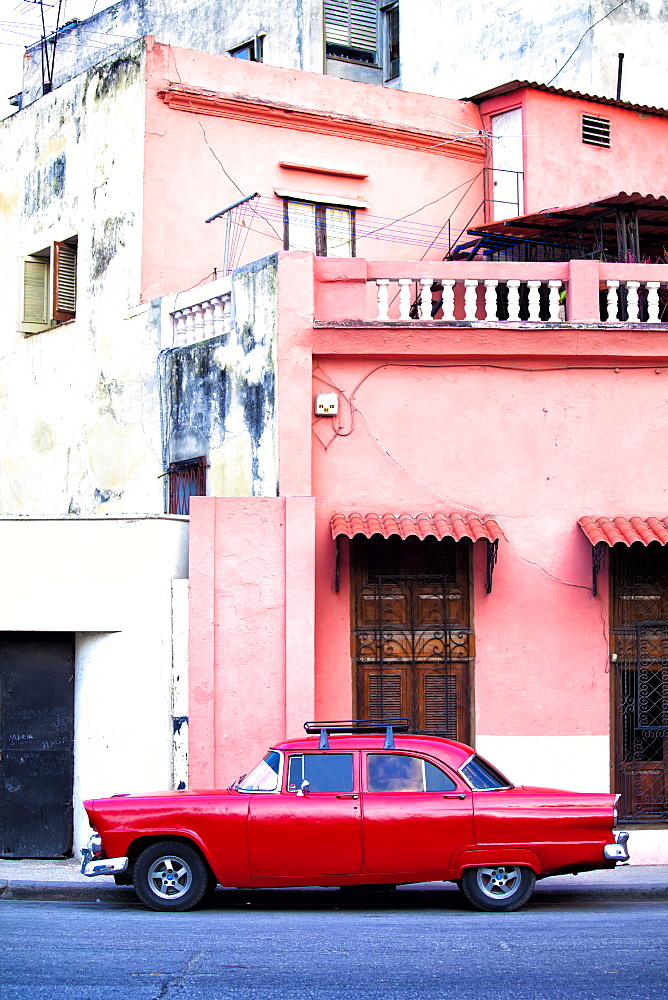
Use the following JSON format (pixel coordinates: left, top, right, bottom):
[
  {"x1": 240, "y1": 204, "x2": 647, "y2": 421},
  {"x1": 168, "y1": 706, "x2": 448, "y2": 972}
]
[{"x1": 139, "y1": 47, "x2": 668, "y2": 862}]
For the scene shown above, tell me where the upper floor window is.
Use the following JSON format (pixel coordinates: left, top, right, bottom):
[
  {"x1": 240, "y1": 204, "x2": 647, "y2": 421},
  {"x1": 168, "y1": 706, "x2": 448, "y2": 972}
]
[
  {"x1": 19, "y1": 237, "x2": 77, "y2": 334},
  {"x1": 383, "y1": 2, "x2": 399, "y2": 79},
  {"x1": 167, "y1": 456, "x2": 207, "y2": 515},
  {"x1": 283, "y1": 199, "x2": 355, "y2": 257},
  {"x1": 324, "y1": 0, "x2": 378, "y2": 65},
  {"x1": 229, "y1": 34, "x2": 264, "y2": 62}
]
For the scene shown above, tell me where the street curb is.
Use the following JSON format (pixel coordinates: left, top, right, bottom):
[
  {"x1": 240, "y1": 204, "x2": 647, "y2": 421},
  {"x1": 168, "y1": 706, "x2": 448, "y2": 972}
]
[{"x1": 0, "y1": 880, "x2": 136, "y2": 903}]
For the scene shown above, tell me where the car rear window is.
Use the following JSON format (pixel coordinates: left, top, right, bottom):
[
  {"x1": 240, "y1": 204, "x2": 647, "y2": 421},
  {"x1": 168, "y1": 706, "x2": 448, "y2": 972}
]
[
  {"x1": 460, "y1": 755, "x2": 510, "y2": 790},
  {"x1": 367, "y1": 754, "x2": 457, "y2": 792},
  {"x1": 287, "y1": 753, "x2": 354, "y2": 793}
]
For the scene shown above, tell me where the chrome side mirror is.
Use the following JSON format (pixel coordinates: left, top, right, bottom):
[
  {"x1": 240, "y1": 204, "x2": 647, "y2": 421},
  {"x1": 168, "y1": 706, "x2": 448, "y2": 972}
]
[{"x1": 296, "y1": 779, "x2": 310, "y2": 797}]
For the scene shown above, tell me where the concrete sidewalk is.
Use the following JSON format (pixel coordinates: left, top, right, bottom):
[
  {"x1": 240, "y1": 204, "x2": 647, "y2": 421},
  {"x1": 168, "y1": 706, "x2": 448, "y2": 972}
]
[{"x1": 1, "y1": 857, "x2": 667, "y2": 905}]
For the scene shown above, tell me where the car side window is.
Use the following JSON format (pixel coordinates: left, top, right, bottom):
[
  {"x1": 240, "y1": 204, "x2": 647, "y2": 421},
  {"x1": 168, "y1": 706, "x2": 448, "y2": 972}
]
[
  {"x1": 367, "y1": 754, "x2": 457, "y2": 792},
  {"x1": 287, "y1": 753, "x2": 354, "y2": 793}
]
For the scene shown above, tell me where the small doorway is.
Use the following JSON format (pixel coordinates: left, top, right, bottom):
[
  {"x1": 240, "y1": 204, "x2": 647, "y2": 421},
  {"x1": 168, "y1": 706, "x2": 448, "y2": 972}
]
[
  {"x1": 351, "y1": 536, "x2": 473, "y2": 741},
  {"x1": 610, "y1": 545, "x2": 668, "y2": 823},
  {"x1": 0, "y1": 633, "x2": 74, "y2": 857}
]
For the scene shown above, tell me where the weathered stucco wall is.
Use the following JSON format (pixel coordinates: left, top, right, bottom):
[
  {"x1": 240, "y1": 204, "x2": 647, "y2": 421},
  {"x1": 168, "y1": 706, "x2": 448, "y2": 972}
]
[
  {"x1": 20, "y1": 0, "x2": 324, "y2": 108},
  {"x1": 159, "y1": 256, "x2": 279, "y2": 498},
  {"x1": 402, "y1": 0, "x2": 668, "y2": 108},
  {"x1": 0, "y1": 516, "x2": 189, "y2": 855},
  {"x1": 0, "y1": 40, "x2": 167, "y2": 517}
]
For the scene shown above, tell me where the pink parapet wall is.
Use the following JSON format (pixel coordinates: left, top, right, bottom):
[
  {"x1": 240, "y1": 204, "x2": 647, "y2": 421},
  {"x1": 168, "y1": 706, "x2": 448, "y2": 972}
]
[
  {"x1": 140, "y1": 38, "x2": 486, "y2": 302},
  {"x1": 188, "y1": 495, "x2": 315, "y2": 789}
]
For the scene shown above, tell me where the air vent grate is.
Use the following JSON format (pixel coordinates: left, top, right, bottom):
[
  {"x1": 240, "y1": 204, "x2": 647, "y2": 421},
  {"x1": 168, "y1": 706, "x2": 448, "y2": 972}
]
[{"x1": 582, "y1": 114, "x2": 611, "y2": 148}]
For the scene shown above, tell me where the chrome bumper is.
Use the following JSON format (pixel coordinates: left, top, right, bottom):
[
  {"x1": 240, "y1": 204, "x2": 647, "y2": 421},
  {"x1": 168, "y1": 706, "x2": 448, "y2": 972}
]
[
  {"x1": 604, "y1": 831, "x2": 630, "y2": 862},
  {"x1": 80, "y1": 846, "x2": 129, "y2": 878}
]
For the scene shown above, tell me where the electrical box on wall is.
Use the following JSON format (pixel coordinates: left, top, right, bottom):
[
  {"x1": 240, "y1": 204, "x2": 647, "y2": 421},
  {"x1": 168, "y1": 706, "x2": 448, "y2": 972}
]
[{"x1": 315, "y1": 392, "x2": 338, "y2": 416}]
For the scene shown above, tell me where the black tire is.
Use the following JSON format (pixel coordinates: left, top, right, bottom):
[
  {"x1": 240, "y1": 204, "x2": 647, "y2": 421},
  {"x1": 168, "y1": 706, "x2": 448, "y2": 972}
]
[
  {"x1": 133, "y1": 841, "x2": 210, "y2": 912},
  {"x1": 461, "y1": 865, "x2": 536, "y2": 912}
]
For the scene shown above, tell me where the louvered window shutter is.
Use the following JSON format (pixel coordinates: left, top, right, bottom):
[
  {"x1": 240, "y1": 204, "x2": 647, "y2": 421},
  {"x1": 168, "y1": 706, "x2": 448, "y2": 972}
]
[
  {"x1": 324, "y1": 0, "x2": 378, "y2": 56},
  {"x1": 53, "y1": 241, "x2": 77, "y2": 321},
  {"x1": 23, "y1": 257, "x2": 49, "y2": 325}
]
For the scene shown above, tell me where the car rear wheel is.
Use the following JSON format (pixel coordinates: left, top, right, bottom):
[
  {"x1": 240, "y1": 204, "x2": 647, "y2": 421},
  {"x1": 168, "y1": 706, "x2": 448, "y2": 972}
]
[
  {"x1": 461, "y1": 865, "x2": 536, "y2": 912},
  {"x1": 133, "y1": 841, "x2": 210, "y2": 912}
]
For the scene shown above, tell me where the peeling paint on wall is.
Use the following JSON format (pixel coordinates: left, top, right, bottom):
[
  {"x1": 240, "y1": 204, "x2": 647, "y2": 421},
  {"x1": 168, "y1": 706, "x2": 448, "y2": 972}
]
[
  {"x1": 91, "y1": 215, "x2": 130, "y2": 281},
  {"x1": 23, "y1": 153, "x2": 66, "y2": 218},
  {"x1": 160, "y1": 255, "x2": 278, "y2": 498}
]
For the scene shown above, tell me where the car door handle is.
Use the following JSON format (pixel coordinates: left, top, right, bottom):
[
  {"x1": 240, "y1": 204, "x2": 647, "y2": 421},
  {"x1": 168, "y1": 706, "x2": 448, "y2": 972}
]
[
  {"x1": 336, "y1": 794, "x2": 359, "y2": 799},
  {"x1": 443, "y1": 793, "x2": 466, "y2": 799}
]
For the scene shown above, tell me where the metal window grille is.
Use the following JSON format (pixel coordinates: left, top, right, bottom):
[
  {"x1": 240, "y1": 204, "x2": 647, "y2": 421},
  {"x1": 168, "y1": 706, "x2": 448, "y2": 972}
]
[
  {"x1": 168, "y1": 457, "x2": 207, "y2": 515},
  {"x1": 582, "y1": 114, "x2": 611, "y2": 148},
  {"x1": 611, "y1": 544, "x2": 668, "y2": 823}
]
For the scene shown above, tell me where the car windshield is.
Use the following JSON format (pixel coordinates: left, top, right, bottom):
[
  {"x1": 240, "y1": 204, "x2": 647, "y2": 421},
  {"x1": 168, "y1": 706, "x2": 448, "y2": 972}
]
[
  {"x1": 236, "y1": 751, "x2": 282, "y2": 792},
  {"x1": 460, "y1": 755, "x2": 511, "y2": 790}
]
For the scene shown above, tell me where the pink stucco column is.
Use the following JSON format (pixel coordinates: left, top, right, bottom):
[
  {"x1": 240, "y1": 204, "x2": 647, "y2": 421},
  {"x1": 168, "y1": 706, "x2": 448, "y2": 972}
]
[{"x1": 285, "y1": 496, "x2": 316, "y2": 736}]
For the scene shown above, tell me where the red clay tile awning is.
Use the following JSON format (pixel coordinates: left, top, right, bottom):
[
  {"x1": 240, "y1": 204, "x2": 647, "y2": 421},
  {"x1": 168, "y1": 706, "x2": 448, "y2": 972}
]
[
  {"x1": 578, "y1": 515, "x2": 668, "y2": 547},
  {"x1": 330, "y1": 512, "x2": 503, "y2": 543}
]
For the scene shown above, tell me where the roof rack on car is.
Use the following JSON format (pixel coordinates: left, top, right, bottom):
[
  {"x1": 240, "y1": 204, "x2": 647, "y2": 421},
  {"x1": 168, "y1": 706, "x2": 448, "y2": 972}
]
[{"x1": 303, "y1": 718, "x2": 412, "y2": 750}]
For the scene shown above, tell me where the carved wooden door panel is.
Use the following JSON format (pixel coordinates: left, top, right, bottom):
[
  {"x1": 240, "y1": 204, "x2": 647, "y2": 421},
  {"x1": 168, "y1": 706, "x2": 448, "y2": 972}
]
[{"x1": 352, "y1": 537, "x2": 472, "y2": 741}]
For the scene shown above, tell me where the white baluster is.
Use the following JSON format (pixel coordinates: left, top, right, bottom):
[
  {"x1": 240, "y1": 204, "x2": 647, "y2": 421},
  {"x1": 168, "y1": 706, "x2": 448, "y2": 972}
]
[
  {"x1": 463, "y1": 279, "x2": 478, "y2": 321},
  {"x1": 527, "y1": 280, "x2": 542, "y2": 322},
  {"x1": 183, "y1": 307, "x2": 196, "y2": 343},
  {"x1": 441, "y1": 279, "x2": 456, "y2": 321},
  {"x1": 646, "y1": 282, "x2": 660, "y2": 323},
  {"x1": 376, "y1": 279, "x2": 390, "y2": 321},
  {"x1": 420, "y1": 279, "x2": 433, "y2": 319},
  {"x1": 548, "y1": 280, "x2": 563, "y2": 322},
  {"x1": 212, "y1": 296, "x2": 226, "y2": 337},
  {"x1": 484, "y1": 279, "x2": 498, "y2": 321},
  {"x1": 626, "y1": 281, "x2": 640, "y2": 322},
  {"x1": 507, "y1": 279, "x2": 521, "y2": 322},
  {"x1": 173, "y1": 310, "x2": 187, "y2": 347},
  {"x1": 192, "y1": 304, "x2": 206, "y2": 342},
  {"x1": 222, "y1": 294, "x2": 233, "y2": 334},
  {"x1": 398, "y1": 278, "x2": 412, "y2": 320},
  {"x1": 606, "y1": 280, "x2": 620, "y2": 323},
  {"x1": 202, "y1": 300, "x2": 215, "y2": 340}
]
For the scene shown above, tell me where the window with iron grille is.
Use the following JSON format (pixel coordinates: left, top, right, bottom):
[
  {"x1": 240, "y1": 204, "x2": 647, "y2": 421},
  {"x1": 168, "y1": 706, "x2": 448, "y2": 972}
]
[
  {"x1": 19, "y1": 237, "x2": 77, "y2": 334},
  {"x1": 582, "y1": 114, "x2": 611, "y2": 148},
  {"x1": 611, "y1": 543, "x2": 668, "y2": 824},
  {"x1": 283, "y1": 200, "x2": 356, "y2": 257},
  {"x1": 167, "y1": 456, "x2": 207, "y2": 515},
  {"x1": 324, "y1": 0, "x2": 378, "y2": 64}
]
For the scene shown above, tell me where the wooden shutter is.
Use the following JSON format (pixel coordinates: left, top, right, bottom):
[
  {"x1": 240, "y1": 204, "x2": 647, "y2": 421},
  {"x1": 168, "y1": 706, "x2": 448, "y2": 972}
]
[
  {"x1": 22, "y1": 257, "x2": 49, "y2": 326},
  {"x1": 324, "y1": 0, "x2": 378, "y2": 55},
  {"x1": 53, "y1": 241, "x2": 77, "y2": 322}
]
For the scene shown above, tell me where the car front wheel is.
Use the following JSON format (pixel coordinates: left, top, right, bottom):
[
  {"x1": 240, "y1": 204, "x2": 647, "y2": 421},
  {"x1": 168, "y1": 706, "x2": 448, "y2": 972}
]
[
  {"x1": 133, "y1": 840, "x2": 210, "y2": 912},
  {"x1": 461, "y1": 864, "x2": 536, "y2": 912}
]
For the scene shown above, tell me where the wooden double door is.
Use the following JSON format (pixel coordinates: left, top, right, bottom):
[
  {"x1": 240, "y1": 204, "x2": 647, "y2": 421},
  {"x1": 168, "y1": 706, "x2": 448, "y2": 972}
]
[{"x1": 351, "y1": 536, "x2": 472, "y2": 742}]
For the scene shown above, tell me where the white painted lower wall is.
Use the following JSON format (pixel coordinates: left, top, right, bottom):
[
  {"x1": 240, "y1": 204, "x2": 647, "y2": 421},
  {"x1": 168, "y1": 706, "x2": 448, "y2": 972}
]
[
  {"x1": 475, "y1": 734, "x2": 611, "y2": 794},
  {"x1": 0, "y1": 516, "x2": 189, "y2": 858},
  {"x1": 476, "y1": 734, "x2": 668, "y2": 864}
]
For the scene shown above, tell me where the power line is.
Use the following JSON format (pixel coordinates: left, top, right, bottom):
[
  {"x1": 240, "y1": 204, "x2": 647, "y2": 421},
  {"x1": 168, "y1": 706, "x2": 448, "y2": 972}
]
[{"x1": 547, "y1": 0, "x2": 631, "y2": 86}]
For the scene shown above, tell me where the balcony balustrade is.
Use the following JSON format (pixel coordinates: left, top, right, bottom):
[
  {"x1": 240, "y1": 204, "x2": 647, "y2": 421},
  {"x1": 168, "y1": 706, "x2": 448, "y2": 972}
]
[
  {"x1": 162, "y1": 276, "x2": 232, "y2": 348},
  {"x1": 313, "y1": 259, "x2": 668, "y2": 327}
]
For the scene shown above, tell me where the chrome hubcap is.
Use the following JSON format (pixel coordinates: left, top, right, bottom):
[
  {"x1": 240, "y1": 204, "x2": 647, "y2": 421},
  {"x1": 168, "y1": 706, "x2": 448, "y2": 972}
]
[
  {"x1": 476, "y1": 865, "x2": 521, "y2": 899},
  {"x1": 147, "y1": 856, "x2": 193, "y2": 900}
]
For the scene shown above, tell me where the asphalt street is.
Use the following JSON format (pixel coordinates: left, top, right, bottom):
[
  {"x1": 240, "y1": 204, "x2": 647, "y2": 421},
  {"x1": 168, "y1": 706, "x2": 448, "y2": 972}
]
[{"x1": 1, "y1": 878, "x2": 667, "y2": 1000}]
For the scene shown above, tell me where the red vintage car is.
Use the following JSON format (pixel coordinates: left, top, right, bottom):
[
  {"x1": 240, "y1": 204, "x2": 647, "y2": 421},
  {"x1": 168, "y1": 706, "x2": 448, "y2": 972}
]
[{"x1": 81, "y1": 720, "x2": 629, "y2": 912}]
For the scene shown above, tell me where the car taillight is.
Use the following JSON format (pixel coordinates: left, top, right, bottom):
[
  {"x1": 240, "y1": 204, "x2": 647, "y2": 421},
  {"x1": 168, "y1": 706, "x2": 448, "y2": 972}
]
[{"x1": 614, "y1": 793, "x2": 620, "y2": 827}]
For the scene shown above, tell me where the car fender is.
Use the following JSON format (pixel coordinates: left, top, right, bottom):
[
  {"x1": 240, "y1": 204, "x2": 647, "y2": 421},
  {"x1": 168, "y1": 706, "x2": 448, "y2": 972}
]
[{"x1": 452, "y1": 847, "x2": 544, "y2": 878}]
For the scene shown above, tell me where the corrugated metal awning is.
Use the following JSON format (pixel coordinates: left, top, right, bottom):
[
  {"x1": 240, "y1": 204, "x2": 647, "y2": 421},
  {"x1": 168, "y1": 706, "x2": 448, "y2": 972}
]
[
  {"x1": 330, "y1": 511, "x2": 503, "y2": 543},
  {"x1": 578, "y1": 516, "x2": 668, "y2": 596},
  {"x1": 330, "y1": 512, "x2": 503, "y2": 594},
  {"x1": 579, "y1": 515, "x2": 668, "y2": 547}
]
